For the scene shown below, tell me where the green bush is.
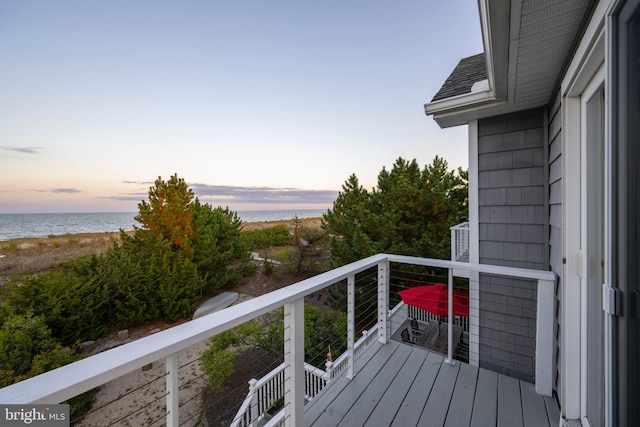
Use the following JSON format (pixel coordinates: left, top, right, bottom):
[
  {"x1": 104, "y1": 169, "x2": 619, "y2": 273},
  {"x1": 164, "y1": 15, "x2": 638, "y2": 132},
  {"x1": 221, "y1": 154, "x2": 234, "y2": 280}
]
[
  {"x1": 242, "y1": 225, "x2": 292, "y2": 249},
  {"x1": 191, "y1": 203, "x2": 250, "y2": 292},
  {"x1": 0, "y1": 312, "x2": 94, "y2": 417},
  {"x1": 200, "y1": 347, "x2": 235, "y2": 392},
  {"x1": 6, "y1": 258, "x2": 109, "y2": 345},
  {"x1": 0, "y1": 313, "x2": 84, "y2": 386}
]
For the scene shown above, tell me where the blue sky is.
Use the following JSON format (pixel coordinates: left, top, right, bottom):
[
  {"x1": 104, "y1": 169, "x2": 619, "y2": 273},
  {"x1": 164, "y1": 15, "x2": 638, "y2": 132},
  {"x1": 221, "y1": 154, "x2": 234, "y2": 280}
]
[{"x1": 0, "y1": 1, "x2": 482, "y2": 213}]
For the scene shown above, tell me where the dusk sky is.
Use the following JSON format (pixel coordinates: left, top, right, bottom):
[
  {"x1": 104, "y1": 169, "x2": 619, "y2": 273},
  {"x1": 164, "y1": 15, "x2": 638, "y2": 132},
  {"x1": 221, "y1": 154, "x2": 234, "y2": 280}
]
[{"x1": 0, "y1": 1, "x2": 482, "y2": 213}]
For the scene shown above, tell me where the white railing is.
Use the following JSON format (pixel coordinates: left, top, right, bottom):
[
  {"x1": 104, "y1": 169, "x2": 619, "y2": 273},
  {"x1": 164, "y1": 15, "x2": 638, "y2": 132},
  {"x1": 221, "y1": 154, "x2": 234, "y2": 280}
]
[
  {"x1": 232, "y1": 324, "x2": 382, "y2": 425},
  {"x1": 450, "y1": 221, "x2": 470, "y2": 263},
  {"x1": 0, "y1": 254, "x2": 556, "y2": 426},
  {"x1": 407, "y1": 305, "x2": 470, "y2": 332},
  {"x1": 323, "y1": 326, "x2": 380, "y2": 382},
  {"x1": 231, "y1": 362, "x2": 326, "y2": 427}
]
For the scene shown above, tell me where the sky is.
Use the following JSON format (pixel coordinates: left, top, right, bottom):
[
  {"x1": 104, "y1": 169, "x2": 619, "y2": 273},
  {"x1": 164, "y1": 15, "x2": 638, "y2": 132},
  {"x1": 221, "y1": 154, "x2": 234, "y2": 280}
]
[{"x1": 0, "y1": 1, "x2": 483, "y2": 213}]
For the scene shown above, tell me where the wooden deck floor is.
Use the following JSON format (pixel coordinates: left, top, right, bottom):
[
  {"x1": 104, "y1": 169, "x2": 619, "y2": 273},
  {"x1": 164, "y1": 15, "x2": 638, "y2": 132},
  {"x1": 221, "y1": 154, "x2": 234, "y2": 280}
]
[{"x1": 304, "y1": 340, "x2": 559, "y2": 427}]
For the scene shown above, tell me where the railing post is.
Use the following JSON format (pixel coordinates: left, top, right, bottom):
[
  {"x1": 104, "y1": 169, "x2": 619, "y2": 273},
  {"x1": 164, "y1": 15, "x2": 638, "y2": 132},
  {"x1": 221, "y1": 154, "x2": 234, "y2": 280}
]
[
  {"x1": 248, "y1": 378, "x2": 259, "y2": 423},
  {"x1": 346, "y1": 274, "x2": 355, "y2": 379},
  {"x1": 377, "y1": 260, "x2": 389, "y2": 344},
  {"x1": 535, "y1": 278, "x2": 555, "y2": 396},
  {"x1": 445, "y1": 268, "x2": 455, "y2": 365},
  {"x1": 283, "y1": 298, "x2": 304, "y2": 426},
  {"x1": 166, "y1": 352, "x2": 179, "y2": 427}
]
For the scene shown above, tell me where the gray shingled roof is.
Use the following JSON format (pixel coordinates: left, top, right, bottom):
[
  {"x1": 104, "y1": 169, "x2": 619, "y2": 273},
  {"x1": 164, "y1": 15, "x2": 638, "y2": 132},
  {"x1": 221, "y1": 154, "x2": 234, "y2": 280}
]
[{"x1": 431, "y1": 53, "x2": 487, "y2": 102}]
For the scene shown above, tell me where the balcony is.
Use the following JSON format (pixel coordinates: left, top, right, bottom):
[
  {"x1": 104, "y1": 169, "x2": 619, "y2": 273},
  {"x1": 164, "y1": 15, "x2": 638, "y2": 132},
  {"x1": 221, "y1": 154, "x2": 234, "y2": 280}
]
[{"x1": 0, "y1": 253, "x2": 556, "y2": 426}]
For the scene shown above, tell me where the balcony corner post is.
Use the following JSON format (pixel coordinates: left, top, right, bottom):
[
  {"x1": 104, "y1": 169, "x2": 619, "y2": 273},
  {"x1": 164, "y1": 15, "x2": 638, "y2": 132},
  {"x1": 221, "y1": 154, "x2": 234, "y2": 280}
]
[
  {"x1": 377, "y1": 259, "x2": 390, "y2": 344},
  {"x1": 284, "y1": 298, "x2": 305, "y2": 426},
  {"x1": 535, "y1": 277, "x2": 555, "y2": 396},
  {"x1": 166, "y1": 352, "x2": 179, "y2": 427},
  {"x1": 347, "y1": 274, "x2": 355, "y2": 379}
]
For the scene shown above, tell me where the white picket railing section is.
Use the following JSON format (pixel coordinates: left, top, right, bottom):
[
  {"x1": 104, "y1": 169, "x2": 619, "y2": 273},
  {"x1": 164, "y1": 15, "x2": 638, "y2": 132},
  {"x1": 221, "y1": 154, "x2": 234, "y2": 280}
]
[
  {"x1": 230, "y1": 362, "x2": 326, "y2": 427},
  {"x1": 450, "y1": 221, "x2": 470, "y2": 263},
  {"x1": 0, "y1": 254, "x2": 556, "y2": 427},
  {"x1": 231, "y1": 324, "x2": 383, "y2": 426},
  {"x1": 407, "y1": 305, "x2": 470, "y2": 332}
]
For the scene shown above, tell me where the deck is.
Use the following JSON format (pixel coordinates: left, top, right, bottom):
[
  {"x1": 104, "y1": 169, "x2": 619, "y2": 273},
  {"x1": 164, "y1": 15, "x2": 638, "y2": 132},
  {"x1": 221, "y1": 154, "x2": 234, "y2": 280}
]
[{"x1": 304, "y1": 340, "x2": 559, "y2": 427}]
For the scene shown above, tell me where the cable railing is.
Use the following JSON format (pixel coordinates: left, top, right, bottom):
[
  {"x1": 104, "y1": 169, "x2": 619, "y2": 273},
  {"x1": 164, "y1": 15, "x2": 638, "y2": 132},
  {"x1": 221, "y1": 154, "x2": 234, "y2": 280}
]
[{"x1": 0, "y1": 254, "x2": 555, "y2": 427}]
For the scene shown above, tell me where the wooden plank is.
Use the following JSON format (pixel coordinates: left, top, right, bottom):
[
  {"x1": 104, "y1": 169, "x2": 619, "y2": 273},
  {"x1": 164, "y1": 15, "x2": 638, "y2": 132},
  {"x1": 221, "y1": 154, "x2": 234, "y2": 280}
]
[
  {"x1": 417, "y1": 359, "x2": 461, "y2": 426},
  {"x1": 389, "y1": 351, "x2": 444, "y2": 427},
  {"x1": 520, "y1": 380, "x2": 550, "y2": 427},
  {"x1": 544, "y1": 395, "x2": 560, "y2": 426},
  {"x1": 470, "y1": 368, "x2": 498, "y2": 427},
  {"x1": 497, "y1": 375, "x2": 524, "y2": 427},
  {"x1": 307, "y1": 341, "x2": 403, "y2": 427},
  {"x1": 337, "y1": 344, "x2": 413, "y2": 426},
  {"x1": 362, "y1": 346, "x2": 430, "y2": 427},
  {"x1": 444, "y1": 362, "x2": 479, "y2": 427},
  {"x1": 305, "y1": 341, "x2": 387, "y2": 424}
]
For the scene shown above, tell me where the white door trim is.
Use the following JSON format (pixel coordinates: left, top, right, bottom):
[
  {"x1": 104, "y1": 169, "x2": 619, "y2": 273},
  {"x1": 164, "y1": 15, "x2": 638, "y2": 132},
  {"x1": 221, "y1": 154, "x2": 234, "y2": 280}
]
[
  {"x1": 579, "y1": 66, "x2": 605, "y2": 426},
  {"x1": 561, "y1": 26, "x2": 606, "y2": 422}
]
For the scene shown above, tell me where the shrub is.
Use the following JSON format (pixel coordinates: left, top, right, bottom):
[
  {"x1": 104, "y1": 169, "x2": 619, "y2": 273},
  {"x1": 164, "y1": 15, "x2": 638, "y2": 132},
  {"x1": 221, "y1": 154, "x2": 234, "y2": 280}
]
[
  {"x1": 242, "y1": 225, "x2": 291, "y2": 249},
  {"x1": 200, "y1": 347, "x2": 235, "y2": 392},
  {"x1": 0, "y1": 313, "x2": 84, "y2": 385},
  {"x1": 6, "y1": 258, "x2": 110, "y2": 345}
]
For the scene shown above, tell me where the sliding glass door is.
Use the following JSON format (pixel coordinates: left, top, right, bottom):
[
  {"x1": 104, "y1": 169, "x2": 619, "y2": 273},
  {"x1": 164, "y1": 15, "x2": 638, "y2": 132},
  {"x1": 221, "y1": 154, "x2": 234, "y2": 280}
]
[{"x1": 612, "y1": 0, "x2": 640, "y2": 424}]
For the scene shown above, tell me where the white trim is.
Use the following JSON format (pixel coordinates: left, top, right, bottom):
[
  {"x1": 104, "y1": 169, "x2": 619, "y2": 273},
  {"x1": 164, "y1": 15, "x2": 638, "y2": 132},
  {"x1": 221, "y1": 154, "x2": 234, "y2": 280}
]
[
  {"x1": 562, "y1": 93, "x2": 583, "y2": 421},
  {"x1": 561, "y1": 2, "x2": 608, "y2": 97},
  {"x1": 579, "y1": 69, "x2": 606, "y2": 426},
  {"x1": 478, "y1": 0, "x2": 495, "y2": 93},
  {"x1": 471, "y1": 79, "x2": 490, "y2": 93},
  {"x1": 536, "y1": 279, "x2": 556, "y2": 396},
  {"x1": 468, "y1": 120, "x2": 480, "y2": 367},
  {"x1": 507, "y1": 0, "x2": 523, "y2": 101},
  {"x1": 561, "y1": 4, "x2": 608, "y2": 419},
  {"x1": 283, "y1": 299, "x2": 305, "y2": 426},
  {"x1": 424, "y1": 87, "x2": 498, "y2": 116}
]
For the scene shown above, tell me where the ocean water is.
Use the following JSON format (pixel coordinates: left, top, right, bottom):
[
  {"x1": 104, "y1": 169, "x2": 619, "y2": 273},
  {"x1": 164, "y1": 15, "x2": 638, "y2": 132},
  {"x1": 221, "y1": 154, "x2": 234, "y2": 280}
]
[{"x1": 0, "y1": 209, "x2": 327, "y2": 241}]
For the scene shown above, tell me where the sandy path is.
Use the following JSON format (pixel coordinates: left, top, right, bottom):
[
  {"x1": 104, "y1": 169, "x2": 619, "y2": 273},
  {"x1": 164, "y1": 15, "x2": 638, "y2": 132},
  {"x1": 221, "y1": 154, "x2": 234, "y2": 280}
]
[{"x1": 75, "y1": 294, "x2": 255, "y2": 427}]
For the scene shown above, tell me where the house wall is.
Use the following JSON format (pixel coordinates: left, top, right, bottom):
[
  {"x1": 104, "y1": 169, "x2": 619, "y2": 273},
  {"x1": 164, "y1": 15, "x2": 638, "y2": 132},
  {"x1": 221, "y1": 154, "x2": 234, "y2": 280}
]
[
  {"x1": 548, "y1": 93, "x2": 563, "y2": 400},
  {"x1": 477, "y1": 108, "x2": 549, "y2": 382}
]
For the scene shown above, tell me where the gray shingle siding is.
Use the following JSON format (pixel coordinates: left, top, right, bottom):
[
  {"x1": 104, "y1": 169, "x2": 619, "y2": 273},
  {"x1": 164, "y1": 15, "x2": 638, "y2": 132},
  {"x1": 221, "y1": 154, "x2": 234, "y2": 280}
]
[
  {"x1": 548, "y1": 94, "x2": 563, "y2": 401},
  {"x1": 477, "y1": 108, "x2": 549, "y2": 382}
]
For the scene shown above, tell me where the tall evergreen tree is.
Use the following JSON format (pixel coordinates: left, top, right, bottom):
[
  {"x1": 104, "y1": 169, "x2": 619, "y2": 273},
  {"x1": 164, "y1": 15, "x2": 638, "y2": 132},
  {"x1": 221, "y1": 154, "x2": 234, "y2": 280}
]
[
  {"x1": 323, "y1": 156, "x2": 467, "y2": 266},
  {"x1": 135, "y1": 174, "x2": 195, "y2": 253}
]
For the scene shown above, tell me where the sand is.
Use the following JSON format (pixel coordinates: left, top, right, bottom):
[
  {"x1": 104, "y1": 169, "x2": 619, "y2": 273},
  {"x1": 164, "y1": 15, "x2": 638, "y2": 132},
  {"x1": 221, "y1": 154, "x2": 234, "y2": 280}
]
[{"x1": 74, "y1": 294, "x2": 257, "y2": 427}]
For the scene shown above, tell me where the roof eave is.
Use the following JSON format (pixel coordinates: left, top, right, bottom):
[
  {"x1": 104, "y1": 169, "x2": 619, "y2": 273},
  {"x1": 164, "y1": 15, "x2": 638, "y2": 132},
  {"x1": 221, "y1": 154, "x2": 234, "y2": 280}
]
[
  {"x1": 479, "y1": 0, "x2": 511, "y2": 100},
  {"x1": 426, "y1": 97, "x2": 507, "y2": 128},
  {"x1": 424, "y1": 0, "x2": 511, "y2": 129},
  {"x1": 425, "y1": 79, "x2": 506, "y2": 128}
]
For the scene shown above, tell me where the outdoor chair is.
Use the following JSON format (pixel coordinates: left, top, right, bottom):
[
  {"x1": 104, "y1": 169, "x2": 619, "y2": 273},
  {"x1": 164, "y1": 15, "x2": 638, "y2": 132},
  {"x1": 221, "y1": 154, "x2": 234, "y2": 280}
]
[
  {"x1": 410, "y1": 318, "x2": 424, "y2": 336},
  {"x1": 401, "y1": 328, "x2": 417, "y2": 344}
]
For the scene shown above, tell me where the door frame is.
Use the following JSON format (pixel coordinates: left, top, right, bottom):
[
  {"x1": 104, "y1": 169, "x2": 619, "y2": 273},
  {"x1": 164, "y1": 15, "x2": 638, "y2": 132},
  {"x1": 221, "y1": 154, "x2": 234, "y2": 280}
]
[
  {"x1": 579, "y1": 68, "x2": 606, "y2": 427},
  {"x1": 561, "y1": 14, "x2": 607, "y2": 423}
]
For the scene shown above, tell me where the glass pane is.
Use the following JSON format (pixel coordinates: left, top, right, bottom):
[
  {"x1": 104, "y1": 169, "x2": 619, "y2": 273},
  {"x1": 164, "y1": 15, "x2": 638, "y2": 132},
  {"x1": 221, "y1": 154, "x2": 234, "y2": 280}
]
[{"x1": 625, "y1": 6, "x2": 640, "y2": 425}]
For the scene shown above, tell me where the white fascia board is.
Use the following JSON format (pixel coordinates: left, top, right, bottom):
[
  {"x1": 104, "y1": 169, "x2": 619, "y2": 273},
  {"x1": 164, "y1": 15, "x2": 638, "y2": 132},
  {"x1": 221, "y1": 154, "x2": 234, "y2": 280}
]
[
  {"x1": 425, "y1": 92, "x2": 506, "y2": 128},
  {"x1": 478, "y1": 0, "x2": 496, "y2": 93},
  {"x1": 425, "y1": 90, "x2": 495, "y2": 115}
]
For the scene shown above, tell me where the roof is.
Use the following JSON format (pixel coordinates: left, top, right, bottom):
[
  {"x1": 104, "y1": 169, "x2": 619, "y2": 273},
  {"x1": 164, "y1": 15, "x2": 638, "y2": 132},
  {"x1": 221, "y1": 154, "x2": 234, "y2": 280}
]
[
  {"x1": 431, "y1": 53, "x2": 487, "y2": 102},
  {"x1": 425, "y1": 0, "x2": 596, "y2": 128}
]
